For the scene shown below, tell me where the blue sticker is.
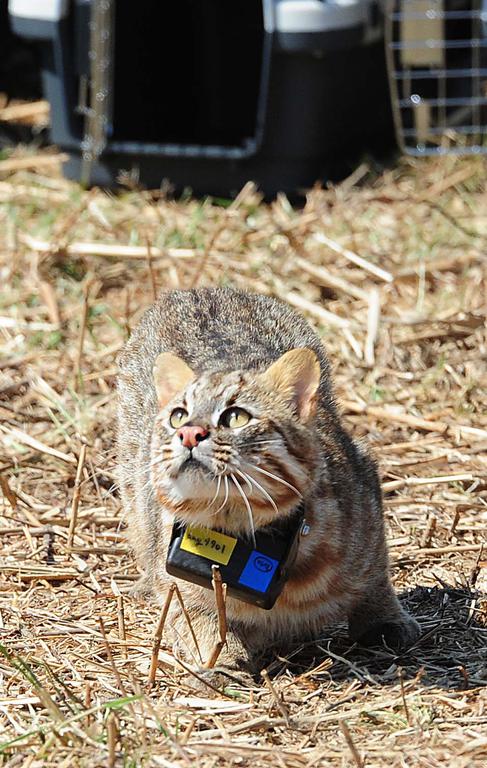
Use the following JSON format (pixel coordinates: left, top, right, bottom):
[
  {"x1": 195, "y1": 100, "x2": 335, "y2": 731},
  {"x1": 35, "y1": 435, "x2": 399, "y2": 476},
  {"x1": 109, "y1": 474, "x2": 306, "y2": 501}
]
[{"x1": 238, "y1": 551, "x2": 279, "y2": 593}]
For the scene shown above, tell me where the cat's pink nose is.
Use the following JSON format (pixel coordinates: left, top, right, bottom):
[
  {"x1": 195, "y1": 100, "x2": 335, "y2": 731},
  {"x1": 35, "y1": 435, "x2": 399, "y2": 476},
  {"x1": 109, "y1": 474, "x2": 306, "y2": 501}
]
[{"x1": 177, "y1": 425, "x2": 209, "y2": 448}]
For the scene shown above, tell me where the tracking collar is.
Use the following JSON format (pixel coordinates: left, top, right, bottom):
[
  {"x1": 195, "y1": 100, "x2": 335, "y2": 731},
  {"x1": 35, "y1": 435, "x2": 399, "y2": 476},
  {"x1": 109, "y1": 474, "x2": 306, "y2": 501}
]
[{"x1": 166, "y1": 503, "x2": 306, "y2": 609}]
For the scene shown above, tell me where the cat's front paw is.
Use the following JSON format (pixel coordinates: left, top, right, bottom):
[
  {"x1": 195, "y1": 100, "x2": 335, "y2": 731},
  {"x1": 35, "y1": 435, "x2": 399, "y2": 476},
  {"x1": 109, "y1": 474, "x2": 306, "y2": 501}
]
[
  {"x1": 186, "y1": 664, "x2": 255, "y2": 692},
  {"x1": 129, "y1": 574, "x2": 155, "y2": 601},
  {"x1": 355, "y1": 615, "x2": 420, "y2": 651}
]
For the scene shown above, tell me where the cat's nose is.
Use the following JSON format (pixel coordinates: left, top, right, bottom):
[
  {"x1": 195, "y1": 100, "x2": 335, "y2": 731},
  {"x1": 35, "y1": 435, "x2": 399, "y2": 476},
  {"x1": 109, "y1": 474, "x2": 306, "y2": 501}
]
[{"x1": 177, "y1": 425, "x2": 209, "y2": 449}]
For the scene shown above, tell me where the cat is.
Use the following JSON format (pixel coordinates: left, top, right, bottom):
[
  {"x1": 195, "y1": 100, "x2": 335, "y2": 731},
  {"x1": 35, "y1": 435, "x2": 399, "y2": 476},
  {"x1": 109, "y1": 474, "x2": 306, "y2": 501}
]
[{"x1": 117, "y1": 287, "x2": 419, "y2": 675}]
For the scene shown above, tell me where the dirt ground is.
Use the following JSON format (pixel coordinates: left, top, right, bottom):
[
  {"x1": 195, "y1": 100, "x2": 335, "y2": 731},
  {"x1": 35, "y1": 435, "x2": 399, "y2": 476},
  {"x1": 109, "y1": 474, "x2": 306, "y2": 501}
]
[{"x1": 0, "y1": 149, "x2": 486, "y2": 767}]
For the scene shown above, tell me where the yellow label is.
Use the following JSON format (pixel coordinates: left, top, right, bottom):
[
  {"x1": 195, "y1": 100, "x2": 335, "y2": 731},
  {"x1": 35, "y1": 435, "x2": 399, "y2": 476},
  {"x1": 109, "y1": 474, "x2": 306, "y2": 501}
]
[{"x1": 181, "y1": 526, "x2": 237, "y2": 566}]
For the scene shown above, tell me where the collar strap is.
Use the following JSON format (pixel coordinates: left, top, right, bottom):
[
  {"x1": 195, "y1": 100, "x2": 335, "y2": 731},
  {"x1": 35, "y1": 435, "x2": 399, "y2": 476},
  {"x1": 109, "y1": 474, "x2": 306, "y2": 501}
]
[{"x1": 253, "y1": 500, "x2": 306, "y2": 539}]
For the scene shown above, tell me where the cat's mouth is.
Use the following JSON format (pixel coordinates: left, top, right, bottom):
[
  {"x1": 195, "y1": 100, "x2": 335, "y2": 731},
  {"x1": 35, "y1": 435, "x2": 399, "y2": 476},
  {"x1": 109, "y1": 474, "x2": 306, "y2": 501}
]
[{"x1": 179, "y1": 456, "x2": 211, "y2": 474}]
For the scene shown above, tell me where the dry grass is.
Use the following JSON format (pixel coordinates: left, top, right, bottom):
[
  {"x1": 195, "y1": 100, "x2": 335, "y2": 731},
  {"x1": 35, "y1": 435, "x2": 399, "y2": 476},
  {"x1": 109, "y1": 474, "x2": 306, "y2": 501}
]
[{"x1": 0, "y1": 147, "x2": 486, "y2": 767}]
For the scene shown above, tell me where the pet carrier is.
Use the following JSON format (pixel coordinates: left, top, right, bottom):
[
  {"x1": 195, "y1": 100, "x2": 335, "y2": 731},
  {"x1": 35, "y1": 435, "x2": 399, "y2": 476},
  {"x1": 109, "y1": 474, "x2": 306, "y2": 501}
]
[
  {"x1": 0, "y1": 0, "x2": 41, "y2": 101},
  {"x1": 10, "y1": 0, "x2": 394, "y2": 195},
  {"x1": 385, "y1": 0, "x2": 487, "y2": 154}
]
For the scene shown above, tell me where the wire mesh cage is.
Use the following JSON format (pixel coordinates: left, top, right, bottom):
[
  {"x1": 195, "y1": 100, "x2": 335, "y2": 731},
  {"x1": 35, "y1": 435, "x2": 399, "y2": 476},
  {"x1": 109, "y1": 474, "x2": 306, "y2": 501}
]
[{"x1": 385, "y1": 0, "x2": 487, "y2": 154}]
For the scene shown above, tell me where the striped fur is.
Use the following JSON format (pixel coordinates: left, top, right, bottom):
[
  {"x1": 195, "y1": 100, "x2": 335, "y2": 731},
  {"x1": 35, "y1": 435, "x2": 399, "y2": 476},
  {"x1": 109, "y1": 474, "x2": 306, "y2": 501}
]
[{"x1": 117, "y1": 288, "x2": 419, "y2": 669}]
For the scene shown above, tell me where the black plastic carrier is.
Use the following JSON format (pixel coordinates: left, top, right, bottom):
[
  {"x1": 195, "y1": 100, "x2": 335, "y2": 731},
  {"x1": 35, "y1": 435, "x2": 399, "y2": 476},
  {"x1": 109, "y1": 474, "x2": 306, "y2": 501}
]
[{"x1": 10, "y1": 0, "x2": 394, "y2": 195}]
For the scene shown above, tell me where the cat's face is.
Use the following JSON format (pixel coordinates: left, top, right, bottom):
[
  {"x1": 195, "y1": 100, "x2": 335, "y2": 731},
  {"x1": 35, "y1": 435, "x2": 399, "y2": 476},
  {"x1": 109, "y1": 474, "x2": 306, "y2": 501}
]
[{"x1": 150, "y1": 349, "x2": 321, "y2": 533}]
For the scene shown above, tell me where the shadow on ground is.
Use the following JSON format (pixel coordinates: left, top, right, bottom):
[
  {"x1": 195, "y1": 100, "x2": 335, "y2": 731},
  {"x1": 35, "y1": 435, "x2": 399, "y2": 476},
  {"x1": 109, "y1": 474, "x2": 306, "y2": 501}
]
[{"x1": 263, "y1": 585, "x2": 487, "y2": 691}]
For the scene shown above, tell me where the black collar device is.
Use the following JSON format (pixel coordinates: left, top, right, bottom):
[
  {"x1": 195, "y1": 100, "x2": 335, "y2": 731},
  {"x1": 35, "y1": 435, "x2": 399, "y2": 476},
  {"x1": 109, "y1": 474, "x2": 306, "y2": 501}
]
[{"x1": 165, "y1": 504, "x2": 305, "y2": 610}]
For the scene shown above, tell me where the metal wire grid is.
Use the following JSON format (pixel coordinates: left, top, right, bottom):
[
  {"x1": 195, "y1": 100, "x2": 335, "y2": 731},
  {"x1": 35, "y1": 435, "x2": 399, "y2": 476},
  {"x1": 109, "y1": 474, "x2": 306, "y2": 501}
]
[
  {"x1": 385, "y1": 0, "x2": 487, "y2": 154},
  {"x1": 80, "y1": 0, "x2": 114, "y2": 185}
]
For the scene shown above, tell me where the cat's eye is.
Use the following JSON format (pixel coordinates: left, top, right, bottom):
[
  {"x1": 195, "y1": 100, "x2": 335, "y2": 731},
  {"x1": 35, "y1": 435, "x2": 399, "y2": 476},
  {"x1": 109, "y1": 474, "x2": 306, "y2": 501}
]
[
  {"x1": 219, "y1": 407, "x2": 251, "y2": 429},
  {"x1": 170, "y1": 408, "x2": 189, "y2": 428}
]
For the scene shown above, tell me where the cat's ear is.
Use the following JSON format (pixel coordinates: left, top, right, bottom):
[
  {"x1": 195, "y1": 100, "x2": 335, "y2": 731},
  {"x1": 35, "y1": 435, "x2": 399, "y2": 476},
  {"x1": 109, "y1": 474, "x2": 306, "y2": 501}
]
[
  {"x1": 260, "y1": 348, "x2": 320, "y2": 422},
  {"x1": 153, "y1": 352, "x2": 195, "y2": 407}
]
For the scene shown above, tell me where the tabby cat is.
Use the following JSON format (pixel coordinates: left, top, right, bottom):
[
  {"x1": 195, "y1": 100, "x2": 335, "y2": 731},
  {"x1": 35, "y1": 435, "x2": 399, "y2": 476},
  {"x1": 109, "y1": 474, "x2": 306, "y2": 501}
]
[{"x1": 117, "y1": 288, "x2": 419, "y2": 673}]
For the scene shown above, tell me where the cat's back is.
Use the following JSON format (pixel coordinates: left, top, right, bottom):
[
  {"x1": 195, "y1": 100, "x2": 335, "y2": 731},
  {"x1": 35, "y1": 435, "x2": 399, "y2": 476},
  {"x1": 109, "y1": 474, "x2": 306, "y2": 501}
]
[{"x1": 119, "y1": 287, "x2": 333, "y2": 386}]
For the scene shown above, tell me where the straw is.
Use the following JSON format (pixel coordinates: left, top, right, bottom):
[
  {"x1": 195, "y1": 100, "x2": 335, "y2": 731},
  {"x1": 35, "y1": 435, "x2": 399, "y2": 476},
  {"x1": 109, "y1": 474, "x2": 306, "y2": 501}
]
[{"x1": 1, "y1": 149, "x2": 486, "y2": 766}]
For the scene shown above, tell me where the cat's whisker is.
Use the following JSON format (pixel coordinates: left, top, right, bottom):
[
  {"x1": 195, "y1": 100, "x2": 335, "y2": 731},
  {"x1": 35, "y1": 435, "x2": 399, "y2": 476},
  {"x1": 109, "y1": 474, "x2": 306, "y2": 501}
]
[
  {"x1": 150, "y1": 456, "x2": 172, "y2": 467},
  {"x1": 150, "y1": 460, "x2": 168, "y2": 471},
  {"x1": 213, "y1": 475, "x2": 229, "y2": 515},
  {"x1": 120, "y1": 466, "x2": 152, "y2": 483},
  {"x1": 242, "y1": 461, "x2": 302, "y2": 498},
  {"x1": 245, "y1": 440, "x2": 282, "y2": 451},
  {"x1": 131, "y1": 480, "x2": 153, "y2": 499},
  {"x1": 235, "y1": 468, "x2": 280, "y2": 515},
  {"x1": 230, "y1": 473, "x2": 256, "y2": 547},
  {"x1": 151, "y1": 445, "x2": 173, "y2": 458},
  {"x1": 234, "y1": 469, "x2": 252, "y2": 493},
  {"x1": 207, "y1": 474, "x2": 222, "y2": 509},
  {"x1": 247, "y1": 442, "x2": 282, "y2": 453},
  {"x1": 130, "y1": 470, "x2": 164, "y2": 492}
]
